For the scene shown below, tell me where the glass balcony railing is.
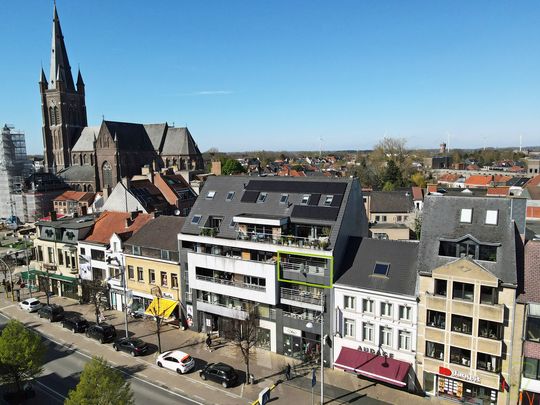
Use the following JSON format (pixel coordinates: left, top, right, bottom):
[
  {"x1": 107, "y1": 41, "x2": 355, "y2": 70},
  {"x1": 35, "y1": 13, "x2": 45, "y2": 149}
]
[
  {"x1": 236, "y1": 231, "x2": 330, "y2": 250},
  {"x1": 280, "y1": 261, "x2": 328, "y2": 275},
  {"x1": 280, "y1": 287, "x2": 323, "y2": 306},
  {"x1": 195, "y1": 274, "x2": 265, "y2": 292}
]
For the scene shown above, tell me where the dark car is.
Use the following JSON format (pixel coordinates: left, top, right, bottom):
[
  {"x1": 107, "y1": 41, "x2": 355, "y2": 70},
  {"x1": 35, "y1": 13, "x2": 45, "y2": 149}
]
[
  {"x1": 61, "y1": 316, "x2": 89, "y2": 333},
  {"x1": 37, "y1": 304, "x2": 64, "y2": 322},
  {"x1": 85, "y1": 324, "x2": 117, "y2": 343},
  {"x1": 113, "y1": 337, "x2": 149, "y2": 357},
  {"x1": 199, "y1": 362, "x2": 238, "y2": 388}
]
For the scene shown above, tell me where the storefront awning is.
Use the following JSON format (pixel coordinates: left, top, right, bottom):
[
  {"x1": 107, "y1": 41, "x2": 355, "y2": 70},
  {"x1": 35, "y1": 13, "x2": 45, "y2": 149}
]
[
  {"x1": 334, "y1": 347, "x2": 410, "y2": 387},
  {"x1": 145, "y1": 298, "x2": 178, "y2": 318}
]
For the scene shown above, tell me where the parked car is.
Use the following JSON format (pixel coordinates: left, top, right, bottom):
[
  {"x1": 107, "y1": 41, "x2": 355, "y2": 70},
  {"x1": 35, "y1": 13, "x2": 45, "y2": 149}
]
[
  {"x1": 61, "y1": 316, "x2": 89, "y2": 333},
  {"x1": 85, "y1": 324, "x2": 117, "y2": 343},
  {"x1": 19, "y1": 298, "x2": 42, "y2": 312},
  {"x1": 37, "y1": 304, "x2": 64, "y2": 322},
  {"x1": 199, "y1": 362, "x2": 238, "y2": 388},
  {"x1": 113, "y1": 337, "x2": 148, "y2": 357},
  {"x1": 156, "y1": 350, "x2": 195, "y2": 374}
]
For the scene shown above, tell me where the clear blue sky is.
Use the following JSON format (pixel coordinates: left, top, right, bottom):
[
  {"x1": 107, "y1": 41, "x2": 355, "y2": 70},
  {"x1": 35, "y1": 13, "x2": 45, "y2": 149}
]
[{"x1": 1, "y1": 1, "x2": 539, "y2": 154}]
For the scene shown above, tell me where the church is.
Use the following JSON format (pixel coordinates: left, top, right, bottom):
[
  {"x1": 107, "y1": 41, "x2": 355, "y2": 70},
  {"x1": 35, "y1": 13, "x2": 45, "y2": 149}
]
[{"x1": 39, "y1": 5, "x2": 204, "y2": 192}]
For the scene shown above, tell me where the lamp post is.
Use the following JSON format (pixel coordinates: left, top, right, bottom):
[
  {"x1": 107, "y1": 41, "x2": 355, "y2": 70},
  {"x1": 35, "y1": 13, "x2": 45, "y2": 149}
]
[
  {"x1": 306, "y1": 295, "x2": 325, "y2": 405},
  {"x1": 107, "y1": 256, "x2": 129, "y2": 339}
]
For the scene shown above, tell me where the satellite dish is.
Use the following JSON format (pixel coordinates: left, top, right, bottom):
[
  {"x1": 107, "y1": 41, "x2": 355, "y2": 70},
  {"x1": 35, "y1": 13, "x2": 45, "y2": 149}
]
[{"x1": 174, "y1": 209, "x2": 181, "y2": 216}]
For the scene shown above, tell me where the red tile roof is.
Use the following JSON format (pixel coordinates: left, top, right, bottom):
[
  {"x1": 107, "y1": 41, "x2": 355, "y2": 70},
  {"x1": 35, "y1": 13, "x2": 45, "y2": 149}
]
[
  {"x1": 526, "y1": 207, "x2": 540, "y2": 219},
  {"x1": 527, "y1": 174, "x2": 540, "y2": 188},
  {"x1": 437, "y1": 173, "x2": 460, "y2": 183},
  {"x1": 465, "y1": 175, "x2": 492, "y2": 186},
  {"x1": 411, "y1": 187, "x2": 423, "y2": 201},
  {"x1": 487, "y1": 187, "x2": 510, "y2": 196},
  {"x1": 84, "y1": 211, "x2": 153, "y2": 244},
  {"x1": 54, "y1": 190, "x2": 95, "y2": 203},
  {"x1": 493, "y1": 174, "x2": 512, "y2": 183},
  {"x1": 427, "y1": 184, "x2": 437, "y2": 193}
]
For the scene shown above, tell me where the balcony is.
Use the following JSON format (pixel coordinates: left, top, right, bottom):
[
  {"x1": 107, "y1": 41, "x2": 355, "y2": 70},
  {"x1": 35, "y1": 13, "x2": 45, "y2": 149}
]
[
  {"x1": 195, "y1": 274, "x2": 265, "y2": 292},
  {"x1": 236, "y1": 231, "x2": 330, "y2": 251},
  {"x1": 478, "y1": 303, "x2": 504, "y2": 323},
  {"x1": 280, "y1": 287, "x2": 323, "y2": 311},
  {"x1": 425, "y1": 293, "x2": 447, "y2": 312},
  {"x1": 197, "y1": 299, "x2": 248, "y2": 320},
  {"x1": 199, "y1": 227, "x2": 219, "y2": 237}
]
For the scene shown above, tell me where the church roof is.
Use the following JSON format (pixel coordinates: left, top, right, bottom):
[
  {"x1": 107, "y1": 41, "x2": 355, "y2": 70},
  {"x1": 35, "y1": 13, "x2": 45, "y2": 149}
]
[
  {"x1": 72, "y1": 126, "x2": 100, "y2": 152},
  {"x1": 103, "y1": 121, "x2": 155, "y2": 151},
  {"x1": 57, "y1": 165, "x2": 96, "y2": 183},
  {"x1": 143, "y1": 123, "x2": 168, "y2": 152},
  {"x1": 161, "y1": 127, "x2": 201, "y2": 156}
]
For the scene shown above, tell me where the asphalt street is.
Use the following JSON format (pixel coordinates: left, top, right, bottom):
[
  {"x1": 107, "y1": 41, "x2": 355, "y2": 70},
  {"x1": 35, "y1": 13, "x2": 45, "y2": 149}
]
[{"x1": 0, "y1": 313, "x2": 204, "y2": 405}]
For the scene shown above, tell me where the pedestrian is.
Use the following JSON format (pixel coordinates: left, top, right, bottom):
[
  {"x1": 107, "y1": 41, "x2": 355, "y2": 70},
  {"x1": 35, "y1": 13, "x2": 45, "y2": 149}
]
[
  {"x1": 205, "y1": 333, "x2": 212, "y2": 352},
  {"x1": 285, "y1": 363, "x2": 291, "y2": 380}
]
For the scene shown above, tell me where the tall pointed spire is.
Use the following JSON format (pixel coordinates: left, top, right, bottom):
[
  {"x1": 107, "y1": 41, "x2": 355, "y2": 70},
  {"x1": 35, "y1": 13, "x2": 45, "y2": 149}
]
[
  {"x1": 39, "y1": 67, "x2": 47, "y2": 85},
  {"x1": 49, "y1": 3, "x2": 75, "y2": 90}
]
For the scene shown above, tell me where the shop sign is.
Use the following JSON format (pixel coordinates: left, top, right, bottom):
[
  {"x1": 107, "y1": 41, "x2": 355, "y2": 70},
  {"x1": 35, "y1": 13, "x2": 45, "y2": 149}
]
[
  {"x1": 283, "y1": 327, "x2": 302, "y2": 337},
  {"x1": 439, "y1": 366, "x2": 480, "y2": 383},
  {"x1": 357, "y1": 345, "x2": 394, "y2": 358}
]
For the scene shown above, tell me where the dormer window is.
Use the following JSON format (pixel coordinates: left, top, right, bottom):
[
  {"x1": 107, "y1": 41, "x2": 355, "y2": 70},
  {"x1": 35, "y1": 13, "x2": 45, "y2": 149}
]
[
  {"x1": 301, "y1": 194, "x2": 310, "y2": 204},
  {"x1": 373, "y1": 262, "x2": 389, "y2": 276},
  {"x1": 206, "y1": 191, "x2": 216, "y2": 200},
  {"x1": 460, "y1": 208, "x2": 473, "y2": 223},
  {"x1": 485, "y1": 210, "x2": 498, "y2": 225},
  {"x1": 226, "y1": 191, "x2": 235, "y2": 201},
  {"x1": 257, "y1": 192, "x2": 268, "y2": 203},
  {"x1": 280, "y1": 194, "x2": 289, "y2": 204},
  {"x1": 324, "y1": 195, "x2": 334, "y2": 206},
  {"x1": 191, "y1": 215, "x2": 202, "y2": 225}
]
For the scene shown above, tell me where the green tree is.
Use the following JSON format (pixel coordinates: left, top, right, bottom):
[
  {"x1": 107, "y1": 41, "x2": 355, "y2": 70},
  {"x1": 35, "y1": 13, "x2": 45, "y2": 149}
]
[
  {"x1": 411, "y1": 172, "x2": 427, "y2": 188},
  {"x1": 0, "y1": 320, "x2": 45, "y2": 392},
  {"x1": 382, "y1": 159, "x2": 403, "y2": 187},
  {"x1": 382, "y1": 181, "x2": 396, "y2": 191},
  {"x1": 65, "y1": 357, "x2": 134, "y2": 405},
  {"x1": 221, "y1": 158, "x2": 245, "y2": 175}
]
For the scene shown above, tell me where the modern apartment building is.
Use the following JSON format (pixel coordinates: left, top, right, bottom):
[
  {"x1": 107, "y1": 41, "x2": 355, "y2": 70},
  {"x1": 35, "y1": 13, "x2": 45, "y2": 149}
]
[
  {"x1": 416, "y1": 195, "x2": 526, "y2": 405},
  {"x1": 178, "y1": 176, "x2": 368, "y2": 361},
  {"x1": 333, "y1": 238, "x2": 419, "y2": 391}
]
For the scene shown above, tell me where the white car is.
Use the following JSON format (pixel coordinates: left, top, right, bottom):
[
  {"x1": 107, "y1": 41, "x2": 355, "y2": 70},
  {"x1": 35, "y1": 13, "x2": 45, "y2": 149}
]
[
  {"x1": 156, "y1": 350, "x2": 195, "y2": 374},
  {"x1": 19, "y1": 298, "x2": 42, "y2": 312}
]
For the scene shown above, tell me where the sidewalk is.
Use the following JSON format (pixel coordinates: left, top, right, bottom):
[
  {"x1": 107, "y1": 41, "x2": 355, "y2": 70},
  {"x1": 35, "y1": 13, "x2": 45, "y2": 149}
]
[{"x1": 1, "y1": 287, "x2": 449, "y2": 404}]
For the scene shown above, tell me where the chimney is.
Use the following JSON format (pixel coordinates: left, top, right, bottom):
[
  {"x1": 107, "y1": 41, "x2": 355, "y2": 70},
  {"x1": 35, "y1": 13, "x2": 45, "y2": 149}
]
[
  {"x1": 125, "y1": 218, "x2": 131, "y2": 228},
  {"x1": 50, "y1": 211, "x2": 57, "y2": 221},
  {"x1": 211, "y1": 161, "x2": 222, "y2": 176}
]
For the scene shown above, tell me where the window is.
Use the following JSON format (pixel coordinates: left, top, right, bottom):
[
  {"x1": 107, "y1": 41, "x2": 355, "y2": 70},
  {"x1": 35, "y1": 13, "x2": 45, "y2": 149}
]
[
  {"x1": 363, "y1": 323, "x2": 374, "y2": 342},
  {"x1": 524, "y1": 357, "x2": 540, "y2": 380},
  {"x1": 301, "y1": 194, "x2": 310, "y2": 204},
  {"x1": 362, "y1": 299, "x2": 374, "y2": 314},
  {"x1": 479, "y1": 319, "x2": 502, "y2": 340},
  {"x1": 57, "y1": 250, "x2": 64, "y2": 266},
  {"x1": 477, "y1": 353, "x2": 500, "y2": 373},
  {"x1": 243, "y1": 276, "x2": 266, "y2": 287},
  {"x1": 280, "y1": 194, "x2": 288, "y2": 204},
  {"x1": 137, "y1": 267, "x2": 144, "y2": 282},
  {"x1": 380, "y1": 326, "x2": 392, "y2": 346},
  {"x1": 324, "y1": 195, "x2": 334, "y2": 206},
  {"x1": 149, "y1": 269, "x2": 156, "y2": 284},
  {"x1": 171, "y1": 273, "x2": 178, "y2": 288},
  {"x1": 206, "y1": 191, "x2": 216, "y2": 199},
  {"x1": 344, "y1": 319, "x2": 355, "y2": 338},
  {"x1": 480, "y1": 286, "x2": 497, "y2": 304},
  {"x1": 399, "y1": 305, "x2": 411, "y2": 321},
  {"x1": 478, "y1": 244, "x2": 497, "y2": 261},
  {"x1": 450, "y1": 346, "x2": 471, "y2": 366},
  {"x1": 132, "y1": 246, "x2": 141, "y2": 255},
  {"x1": 257, "y1": 192, "x2": 267, "y2": 203},
  {"x1": 373, "y1": 263, "x2": 389, "y2": 276},
  {"x1": 453, "y1": 282, "x2": 474, "y2": 301},
  {"x1": 526, "y1": 315, "x2": 540, "y2": 342},
  {"x1": 160, "y1": 250, "x2": 170, "y2": 260},
  {"x1": 229, "y1": 218, "x2": 235, "y2": 228},
  {"x1": 375, "y1": 215, "x2": 380, "y2": 222},
  {"x1": 426, "y1": 341, "x2": 444, "y2": 360},
  {"x1": 427, "y1": 310, "x2": 446, "y2": 329},
  {"x1": 451, "y1": 314, "x2": 473, "y2": 335},
  {"x1": 485, "y1": 210, "x2": 498, "y2": 225},
  {"x1": 161, "y1": 272, "x2": 168, "y2": 287},
  {"x1": 226, "y1": 191, "x2": 235, "y2": 201},
  {"x1": 128, "y1": 265, "x2": 134, "y2": 280},
  {"x1": 399, "y1": 330, "x2": 411, "y2": 350},
  {"x1": 91, "y1": 249, "x2": 104, "y2": 261},
  {"x1": 80, "y1": 247, "x2": 86, "y2": 256},
  {"x1": 460, "y1": 208, "x2": 473, "y2": 223},
  {"x1": 191, "y1": 215, "x2": 202, "y2": 225},
  {"x1": 381, "y1": 302, "x2": 393, "y2": 317},
  {"x1": 344, "y1": 296, "x2": 356, "y2": 311}
]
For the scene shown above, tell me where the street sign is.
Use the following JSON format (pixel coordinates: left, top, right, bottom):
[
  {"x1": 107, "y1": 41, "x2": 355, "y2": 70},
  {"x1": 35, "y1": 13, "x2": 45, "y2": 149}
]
[
  {"x1": 311, "y1": 368, "x2": 316, "y2": 387},
  {"x1": 258, "y1": 387, "x2": 270, "y2": 405}
]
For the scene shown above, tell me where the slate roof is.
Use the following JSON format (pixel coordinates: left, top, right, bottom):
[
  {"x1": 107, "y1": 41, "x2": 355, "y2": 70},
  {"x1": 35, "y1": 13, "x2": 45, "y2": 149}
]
[
  {"x1": 84, "y1": 211, "x2": 153, "y2": 244},
  {"x1": 124, "y1": 216, "x2": 185, "y2": 251},
  {"x1": 335, "y1": 238, "x2": 419, "y2": 296},
  {"x1": 72, "y1": 126, "x2": 100, "y2": 152},
  {"x1": 143, "y1": 123, "x2": 168, "y2": 152},
  {"x1": 57, "y1": 165, "x2": 96, "y2": 182},
  {"x1": 507, "y1": 177, "x2": 530, "y2": 188},
  {"x1": 181, "y1": 176, "x2": 354, "y2": 244},
  {"x1": 370, "y1": 191, "x2": 414, "y2": 213},
  {"x1": 161, "y1": 127, "x2": 201, "y2": 156},
  {"x1": 417, "y1": 195, "x2": 523, "y2": 284},
  {"x1": 103, "y1": 121, "x2": 155, "y2": 151}
]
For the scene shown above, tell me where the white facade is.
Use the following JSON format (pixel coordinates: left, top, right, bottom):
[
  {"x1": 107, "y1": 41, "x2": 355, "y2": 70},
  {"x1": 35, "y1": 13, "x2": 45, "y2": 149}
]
[{"x1": 333, "y1": 284, "x2": 418, "y2": 379}]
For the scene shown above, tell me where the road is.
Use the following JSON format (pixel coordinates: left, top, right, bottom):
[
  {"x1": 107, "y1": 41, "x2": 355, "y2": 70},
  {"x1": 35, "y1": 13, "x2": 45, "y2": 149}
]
[{"x1": 0, "y1": 313, "x2": 204, "y2": 405}]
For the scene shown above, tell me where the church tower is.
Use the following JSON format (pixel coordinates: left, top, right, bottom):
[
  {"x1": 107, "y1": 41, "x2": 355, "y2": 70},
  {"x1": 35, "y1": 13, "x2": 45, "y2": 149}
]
[{"x1": 39, "y1": 4, "x2": 87, "y2": 172}]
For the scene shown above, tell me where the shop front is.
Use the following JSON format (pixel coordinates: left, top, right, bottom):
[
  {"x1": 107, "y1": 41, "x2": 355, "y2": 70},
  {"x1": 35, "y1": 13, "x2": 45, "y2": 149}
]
[{"x1": 282, "y1": 326, "x2": 320, "y2": 361}]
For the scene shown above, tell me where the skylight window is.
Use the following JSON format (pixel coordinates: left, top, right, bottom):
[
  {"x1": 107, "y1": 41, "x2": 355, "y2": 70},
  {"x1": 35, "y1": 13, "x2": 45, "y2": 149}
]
[
  {"x1": 301, "y1": 194, "x2": 310, "y2": 204},
  {"x1": 485, "y1": 210, "x2": 498, "y2": 225},
  {"x1": 373, "y1": 262, "x2": 390, "y2": 276},
  {"x1": 280, "y1": 194, "x2": 289, "y2": 204},
  {"x1": 191, "y1": 215, "x2": 202, "y2": 225},
  {"x1": 226, "y1": 191, "x2": 235, "y2": 201},
  {"x1": 257, "y1": 192, "x2": 267, "y2": 203},
  {"x1": 460, "y1": 208, "x2": 473, "y2": 223},
  {"x1": 206, "y1": 191, "x2": 216, "y2": 200},
  {"x1": 324, "y1": 195, "x2": 334, "y2": 206}
]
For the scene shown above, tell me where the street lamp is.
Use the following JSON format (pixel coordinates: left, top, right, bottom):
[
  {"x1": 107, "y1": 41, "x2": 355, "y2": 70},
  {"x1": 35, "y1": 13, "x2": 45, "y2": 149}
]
[
  {"x1": 306, "y1": 307, "x2": 325, "y2": 405},
  {"x1": 106, "y1": 256, "x2": 129, "y2": 339}
]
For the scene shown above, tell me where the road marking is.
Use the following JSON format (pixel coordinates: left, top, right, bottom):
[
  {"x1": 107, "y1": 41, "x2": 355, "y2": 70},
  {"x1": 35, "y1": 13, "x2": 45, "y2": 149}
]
[
  {"x1": 0, "y1": 305, "x2": 15, "y2": 310},
  {"x1": 193, "y1": 394, "x2": 205, "y2": 401},
  {"x1": 34, "y1": 379, "x2": 66, "y2": 401}
]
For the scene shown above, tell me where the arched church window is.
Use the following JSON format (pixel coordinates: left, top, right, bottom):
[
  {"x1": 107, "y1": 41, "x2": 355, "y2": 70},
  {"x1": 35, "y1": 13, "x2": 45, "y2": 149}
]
[
  {"x1": 90, "y1": 154, "x2": 94, "y2": 166},
  {"x1": 102, "y1": 161, "x2": 113, "y2": 189},
  {"x1": 54, "y1": 107, "x2": 60, "y2": 125},
  {"x1": 79, "y1": 154, "x2": 83, "y2": 165},
  {"x1": 87, "y1": 185, "x2": 93, "y2": 192},
  {"x1": 49, "y1": 107, "x2": 55, "y2": 125},
  {"x1": 83, "y1": 154, "x2": 88, "y2": 165}
]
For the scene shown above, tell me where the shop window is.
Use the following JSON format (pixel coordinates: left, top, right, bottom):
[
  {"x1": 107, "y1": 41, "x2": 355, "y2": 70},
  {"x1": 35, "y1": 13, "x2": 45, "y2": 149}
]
[
  {"x1": 344, "y1": 295, "x2": 356, "y2": 310},
  {"x1": 451, "y1": 314, "x2": 472, "y2": 335},
  {"x1": 425, "y1": 341, "x2": 444, "y2": 360},
  {"x1": 344, "y1": 319, "x2": 355, "y2": 338},
  {"x1": 480, "y1": 286, "x2": 497, "y2": 304},
  {"x1": 423, "y1": 373, "x2": 435, "y2": 395},
  {"x1": 524, "y1": 357, "x2": 540, "y2": 380},
  {"x1": 479, "y1": 319, "x2": 502, "y2": 340},
  {"x1": 434, "y1": 279, "x2": 447, "y2": 296},
  {"x1": 452, "y1": 281, "x2": 474, "y2": 301},
  {"x1": 476, "y1": 353, "x2": 500, "y2": 373},
  {"x1": 450, "y1": 346, "x2": 471, "y2": 367},
  {"x1": 127, "y1": 265, "x2": 134, "y2": 280},
  {"x1": 427, "y1": 310, "x2": 446, "y2": 329}
]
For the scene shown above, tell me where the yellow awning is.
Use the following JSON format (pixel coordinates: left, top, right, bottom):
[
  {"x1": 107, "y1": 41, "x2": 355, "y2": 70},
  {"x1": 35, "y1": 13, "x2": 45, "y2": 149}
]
[{"x1": 145, "y1": 298, "x2": 178, "y2": 318}]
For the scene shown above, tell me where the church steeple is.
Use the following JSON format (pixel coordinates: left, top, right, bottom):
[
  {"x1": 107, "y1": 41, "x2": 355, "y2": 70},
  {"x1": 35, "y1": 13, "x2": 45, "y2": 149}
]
[{"x1": 50, "y1": 3, "x2": 75, "y2": 91}]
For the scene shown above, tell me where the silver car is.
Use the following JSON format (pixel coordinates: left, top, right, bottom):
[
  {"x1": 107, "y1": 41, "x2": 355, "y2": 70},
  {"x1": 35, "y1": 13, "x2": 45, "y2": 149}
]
[{"x1": 19, "y1": 298, "x2": 42, "y2": 312}]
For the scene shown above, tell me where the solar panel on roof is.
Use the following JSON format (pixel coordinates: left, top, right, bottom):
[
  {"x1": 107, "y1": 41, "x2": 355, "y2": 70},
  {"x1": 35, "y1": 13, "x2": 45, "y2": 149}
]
[
  {"x1": 245, "y1": 180, "x2": 347, "y2": 195},
  {"x1": 291, "y1": 205, "x2": 339, "y2": 221},
  {"x1": 240, "y1": 190, "x2": 259, "y2": 203}
]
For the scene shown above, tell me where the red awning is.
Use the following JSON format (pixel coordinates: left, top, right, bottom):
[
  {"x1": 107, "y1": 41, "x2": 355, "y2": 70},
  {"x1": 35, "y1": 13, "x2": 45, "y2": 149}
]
[{"x1": 334, "y1": 347, "x2": 410, "y2": 387}]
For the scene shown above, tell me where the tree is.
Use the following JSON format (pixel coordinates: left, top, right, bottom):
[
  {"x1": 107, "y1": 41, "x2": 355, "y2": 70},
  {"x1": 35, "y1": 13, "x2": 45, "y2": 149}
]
[
  {"x1": 410, "y1": 172, "x2": 427, "y2": 188},
  {"x1": 224, "y1": 307, "x2": 259, "y2": 384},
  {"x1": 0, "y1": 320, "x2": 45, "y2": 392},
  {"x1": 82, "y1": 279, "x2": 109, "y2": 324},
  {"x1": 382, "y1": 159, "x2": 403, "y2": 187},
  {"x1": 221, "y1": 159, "x2": 245, "y2": 175},
  {"x1": 65, "y1": 357, "x2": 134, "y2": 405}
]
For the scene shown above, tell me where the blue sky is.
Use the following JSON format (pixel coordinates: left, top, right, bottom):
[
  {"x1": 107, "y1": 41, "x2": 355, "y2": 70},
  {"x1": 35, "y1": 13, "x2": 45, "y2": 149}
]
[{"x1": 1, "y1": 1, "x2": 539, "y2": 154}]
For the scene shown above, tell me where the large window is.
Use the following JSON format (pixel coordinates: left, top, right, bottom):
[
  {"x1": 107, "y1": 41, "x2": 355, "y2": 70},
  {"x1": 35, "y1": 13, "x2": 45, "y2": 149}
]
[
  {"x1": 380, "y1": 326, "x2": 393, "y2": 347},
  {"x1": 426, "y1": 341, "x2": 444, "y2": 360},
  {"x1": 399, "y1": 305, "x2": 411, "y2": 321},
  {"x1": 450, "y1": 347, "x2": 471, "y2": 367},
  {"x1": 477, "y1": 353, "x2": 500, "y2": 373},
  {"x1": 451, "y1": 315, "x2": 473, "y2": 335},
  {"x1": 399, "y1": 330, "x2": 411, "y2": 350},
  {"x1": 90, "y1": 249, "x2": 104, "y2": 261},
  {"x1": 363, "y1": 323, "x2": 374, "y2": 342},
  {"x1": 381, "y1": 302, "x2": 393, "y2": 318},
  {"x1": 362, "y1": 299, "x2": 374, "y2": 314},
  {"x1": 480, "y1": 286, "x2": 497, "y2": 305},
  {"x1": 524, "y1": 357, "x2": 540, "y2": 380},
  {"x1": 526, "y1": 316, "x2": 540, "y2": 342},
  {"x1": 439, "y1": 239, "x2": 497, "y2": 262},
  {"x1": 427, "y1": 310, "x2": 446, "y2": 329},
  {"x1": 344, "y1": 296, "x2": 356, "y2": 311},
  {"x1": 453, "y1": 282, "x2": 474, "y2": 301},
  {"x1": 479, "y1": 319, "x2": 502, "y2": 340},
  {"x1": 344, "y1": 319, "x2": 355, "y2": 338},
  {"x1": 434, "y1": 279, "x2": 447, "y2": 297}
]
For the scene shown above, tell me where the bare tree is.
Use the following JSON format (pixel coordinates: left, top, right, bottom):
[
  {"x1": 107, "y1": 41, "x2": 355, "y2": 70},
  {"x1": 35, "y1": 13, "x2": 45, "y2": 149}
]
[
  {"x1": 82, "y1": 279, "x2": 109, "y2": 324},
  {"x1": 146, "y1": 286, "x2": 164, "y2": 354}
]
